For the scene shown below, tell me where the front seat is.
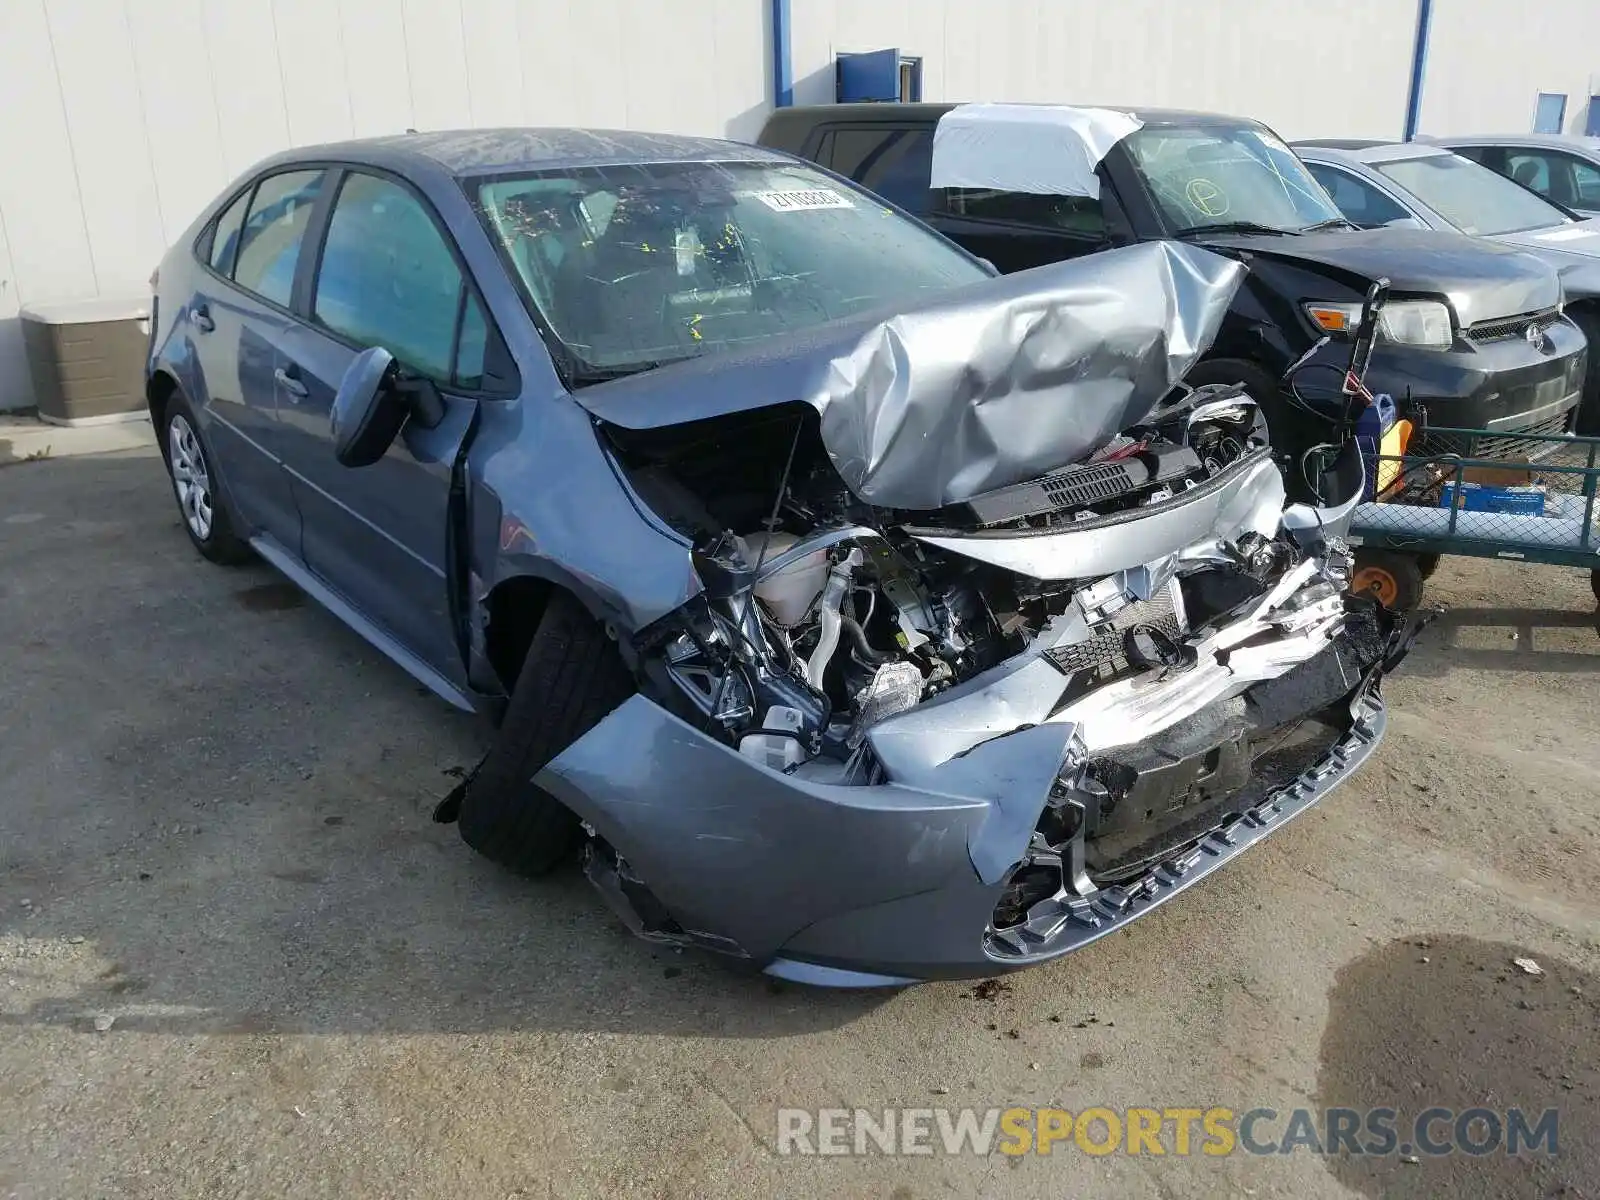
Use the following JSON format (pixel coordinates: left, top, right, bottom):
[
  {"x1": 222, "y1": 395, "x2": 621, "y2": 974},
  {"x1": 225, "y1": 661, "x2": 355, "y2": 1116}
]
[
  {"x1": 1512, "y1": 160, "x2": 1543, "y2": 189},
  {"x1": 556, "y1": 202, "x2": 687, "y2": 358}
]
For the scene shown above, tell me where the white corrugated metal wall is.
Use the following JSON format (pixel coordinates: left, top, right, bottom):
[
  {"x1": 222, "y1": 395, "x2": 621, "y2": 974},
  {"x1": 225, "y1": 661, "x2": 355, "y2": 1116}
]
[
  {"x1": 0, "y1": 0, "x2": 770, "y2": 411},
  {"x1": 1420, "y1": 0, "x2": 1600, "y2": 134},
  {"x1": 789, "y1": 0, "x2": 1417, "y2": 137},
  {"x1": 1, "y1": 0, "x2": 1597, "y2": 411}
]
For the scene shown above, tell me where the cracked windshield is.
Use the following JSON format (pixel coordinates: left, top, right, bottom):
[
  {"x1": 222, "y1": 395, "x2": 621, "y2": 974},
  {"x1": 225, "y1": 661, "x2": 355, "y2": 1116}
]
[
  {"x1": 1125, "y1": 123, "x2": 1344, "y2": 234},
  {"x1": 476, "y1": 160, "x2": 987, "y2": 379}
]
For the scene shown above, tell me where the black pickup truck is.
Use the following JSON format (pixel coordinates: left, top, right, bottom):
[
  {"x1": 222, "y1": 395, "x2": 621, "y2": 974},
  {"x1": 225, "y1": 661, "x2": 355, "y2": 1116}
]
[{"x1": 760, "y1": 103, "x2": 1586, "y2": 472}]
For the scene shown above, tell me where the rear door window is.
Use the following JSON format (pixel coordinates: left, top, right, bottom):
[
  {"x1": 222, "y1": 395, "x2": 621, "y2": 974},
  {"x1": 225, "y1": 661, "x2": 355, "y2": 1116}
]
[
  {"x1": 826, "y1": 127, "x2": 933, "y2": 213},
  {"x1": 232, "y1": 169, "x2": 327, "y2": 307},
  {"x1": 1539, "y1": 150, "x2": 1600, "y2": 208},
  {"x1": 939, "y1": 188, "x2": 1106, "y2": 235},
  {"x1": 1567, "y1": 156, "x2": 1600, "y2": 207},
  {"x1": 208, "y1": 191, "x2": 250, "y2": 277},
  {"x1": 311, "y1": 171, "x2": 480, "y2": 386}
]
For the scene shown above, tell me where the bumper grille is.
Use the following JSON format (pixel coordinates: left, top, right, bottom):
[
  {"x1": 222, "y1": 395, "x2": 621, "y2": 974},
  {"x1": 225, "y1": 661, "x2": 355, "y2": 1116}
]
[
  {"x1": 1413, "y1": 406, "x2": 1574, "y2": 460},
  {"x1": 1044, "y1": 583, "x2": 1182, "y2": 680},
  {"x1": 1464, "y1": 308, "x2": 1562, "y2": 343}
]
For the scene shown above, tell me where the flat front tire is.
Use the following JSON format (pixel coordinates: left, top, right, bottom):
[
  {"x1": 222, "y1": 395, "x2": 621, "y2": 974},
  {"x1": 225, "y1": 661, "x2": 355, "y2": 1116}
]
[{"x1": 458, "y1": 591, "x2": 635, "y2": 877}]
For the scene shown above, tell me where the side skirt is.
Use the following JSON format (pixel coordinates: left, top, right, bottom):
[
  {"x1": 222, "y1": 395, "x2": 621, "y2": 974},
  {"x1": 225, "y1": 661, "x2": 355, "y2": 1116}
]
[{"x1": 249, "y1": 534, "x2": 480, "y2": 714}]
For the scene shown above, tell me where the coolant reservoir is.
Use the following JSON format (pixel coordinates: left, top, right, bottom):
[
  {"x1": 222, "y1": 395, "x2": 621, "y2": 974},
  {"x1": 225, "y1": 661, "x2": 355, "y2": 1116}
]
[
  {"x1": 738, "y1": 705, "x2": 809, "y2": 772},
  {"x1": 739, "y1": 531, "x2": 829, "y2": 626}
]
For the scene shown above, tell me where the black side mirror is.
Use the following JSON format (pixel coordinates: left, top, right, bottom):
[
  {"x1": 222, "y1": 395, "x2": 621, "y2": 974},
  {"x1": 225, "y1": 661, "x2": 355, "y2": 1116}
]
[
  {"x1": 330, "y1": 347, "x2": 448, "y2": 468},
  {"x1": 331, "y1": 347, "x2": 406, "y2": 468}
]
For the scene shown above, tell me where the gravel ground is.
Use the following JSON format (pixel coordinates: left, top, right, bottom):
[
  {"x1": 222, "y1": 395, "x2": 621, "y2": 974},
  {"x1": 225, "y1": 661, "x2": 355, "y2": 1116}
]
[{"x1": 3, "y1": 448, "x2": 1599, "y2": 1199}]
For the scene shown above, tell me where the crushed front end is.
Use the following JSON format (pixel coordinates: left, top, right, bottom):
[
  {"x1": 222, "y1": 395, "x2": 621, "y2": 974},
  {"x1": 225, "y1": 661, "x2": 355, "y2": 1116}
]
[
  {"x1": 535, "y1": 385, "x2": 1413, "y2": 984},
  {"x1": 535, "y1": 244, "x2": 1418, "y2": 984}
]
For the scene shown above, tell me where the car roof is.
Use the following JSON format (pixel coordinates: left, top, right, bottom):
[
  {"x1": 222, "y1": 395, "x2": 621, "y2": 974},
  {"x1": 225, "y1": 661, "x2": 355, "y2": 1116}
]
[
  {"x1": 764, "y1": 101, "x2": 1269, "y2": 131},
  {"x1": 257, "y1": 127, "x2": 790, "y2": 177},
  {"x1": 1293, "y1": 140, "x2": 1451, "y2": 166},
  {"x1": 1293, "y1": 138, "x2": 1388, "y2": 150},
  {"x1": 1429, "y1": 132, "x2": 1600, "y2": 154}
]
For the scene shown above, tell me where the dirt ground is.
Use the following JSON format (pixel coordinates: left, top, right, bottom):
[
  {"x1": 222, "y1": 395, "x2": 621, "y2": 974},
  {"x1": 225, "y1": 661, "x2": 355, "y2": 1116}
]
[{"x1": 3, "y1": 447, "x2": 1599, "y2": 1199}]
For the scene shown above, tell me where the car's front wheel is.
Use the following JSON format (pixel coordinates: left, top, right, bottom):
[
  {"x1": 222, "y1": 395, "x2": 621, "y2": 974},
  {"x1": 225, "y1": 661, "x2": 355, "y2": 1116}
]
[
  {"x1": 160, "y1": 391, "x2": 252, "y2": 565},
  {"x1": 458, "y1": 590, "x2": 635, "y2": 876}
]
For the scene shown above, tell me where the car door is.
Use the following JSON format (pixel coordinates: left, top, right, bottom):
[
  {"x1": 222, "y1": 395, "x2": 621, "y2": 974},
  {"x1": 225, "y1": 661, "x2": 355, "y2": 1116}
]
[
  {"x1": 1522, "y1": 149, "x2": 1600, "y2": 212},
  {"x1": 1559, "y1": 153, "x2": 1600, "y2": 212},
  {"x1": 272, "y1": 167, "x2": 507, "y2": 692},
  {"x1": 928, "y1": 186, "x2": 1111, "y2": 273},
  {"x1": 817, "y1": 125, "x2": 937, "y2": 215},
  {"x1": 812, "y1": 121, "x2": 1113, "y2": 272},
  {"x1": 188, "y1": 169, "x2": 329, "y2": 549}
]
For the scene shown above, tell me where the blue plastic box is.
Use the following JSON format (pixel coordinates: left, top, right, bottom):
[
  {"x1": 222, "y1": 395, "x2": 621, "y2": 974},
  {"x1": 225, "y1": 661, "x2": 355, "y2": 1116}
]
[{"x1": 1438, "y1": 481, "x2": 1546, "y2": 516}]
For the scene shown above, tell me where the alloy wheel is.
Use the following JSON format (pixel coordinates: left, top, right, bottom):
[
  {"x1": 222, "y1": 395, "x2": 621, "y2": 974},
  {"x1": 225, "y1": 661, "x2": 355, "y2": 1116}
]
[{"x1": 168, "y1": 413, "x2": 214, "y2": 541}]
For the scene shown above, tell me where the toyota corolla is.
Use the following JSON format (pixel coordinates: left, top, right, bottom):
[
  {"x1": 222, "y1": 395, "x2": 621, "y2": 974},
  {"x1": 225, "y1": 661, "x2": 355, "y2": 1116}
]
[{"x1": 146, "y1": 129, "x2": 1414, "y2": 985}]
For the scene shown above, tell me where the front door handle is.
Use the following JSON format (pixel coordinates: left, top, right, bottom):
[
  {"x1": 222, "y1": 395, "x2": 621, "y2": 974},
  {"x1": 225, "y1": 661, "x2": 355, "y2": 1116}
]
[
  {"x1": 274, "y1": 366, "x2": 309, "y2": 399},
  {"x1": 192, "y1": 304, "x2": 215, "y2": 334}
]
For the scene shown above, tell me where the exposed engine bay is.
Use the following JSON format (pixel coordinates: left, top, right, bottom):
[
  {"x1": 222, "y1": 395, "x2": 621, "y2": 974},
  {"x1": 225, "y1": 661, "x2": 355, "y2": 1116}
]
[
  {"x1": 599, "y1": 377, "x2": 1400, "y2": 961},
  {"x1": 613, "y1": 384, "x2": 1281, "y2": 760}
]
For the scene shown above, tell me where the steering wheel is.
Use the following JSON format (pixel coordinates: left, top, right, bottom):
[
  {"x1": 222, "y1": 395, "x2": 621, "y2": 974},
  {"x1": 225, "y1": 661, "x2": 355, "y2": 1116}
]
[{"x1": 1185, "y1": 177, "x2": 1230, "y2": 219}]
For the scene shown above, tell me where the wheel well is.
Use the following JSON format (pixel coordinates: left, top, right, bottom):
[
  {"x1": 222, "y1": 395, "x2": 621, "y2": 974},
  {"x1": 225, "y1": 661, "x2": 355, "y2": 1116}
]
[
  {"x1": 1565, "y1": 297, "x2": 1600, "y2": 332},
  {"x1": 1186, "y1": 355, "x2": 1279, "y2": 390},
  {"x1": 483, "y1": 575, "x2": 555, "y2": 692},
  {"x1": 146, "y1": 371, "x2": 178, "y2": 448}
]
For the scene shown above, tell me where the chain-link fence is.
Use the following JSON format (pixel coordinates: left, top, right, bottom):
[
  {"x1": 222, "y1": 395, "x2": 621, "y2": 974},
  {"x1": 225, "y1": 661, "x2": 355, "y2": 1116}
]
[{"x1": 1350, "y1": 427, "x2": 1600, "y2": 562}]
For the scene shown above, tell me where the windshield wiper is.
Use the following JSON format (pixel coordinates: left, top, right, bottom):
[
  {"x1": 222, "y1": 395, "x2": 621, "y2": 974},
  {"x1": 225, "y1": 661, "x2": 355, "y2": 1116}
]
[
  {"x1": 1177, "y1": 220, "x2": 1296, "y2": 238},
  {"x1": 1298, "y1": 217, "x2": 1356, "y2": 232},
  {"x1": 568, "y1": 357, "x2": 694, "y2": 387}
]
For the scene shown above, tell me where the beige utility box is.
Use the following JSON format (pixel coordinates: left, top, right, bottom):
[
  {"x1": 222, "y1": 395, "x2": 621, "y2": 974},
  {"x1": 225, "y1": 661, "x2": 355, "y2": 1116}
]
[{"x1": 20, "y1": 298, "x2": 150, "y2": 426}]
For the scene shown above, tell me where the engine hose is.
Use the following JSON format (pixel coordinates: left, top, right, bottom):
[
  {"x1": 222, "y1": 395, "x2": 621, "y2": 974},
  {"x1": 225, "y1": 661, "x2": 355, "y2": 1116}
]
[
  {"x1": 804, "y1": 551, "x2": 862, "y2": 690},
  {"x1": 841, "y1": 614, "x2": 897, "y2": 665}
]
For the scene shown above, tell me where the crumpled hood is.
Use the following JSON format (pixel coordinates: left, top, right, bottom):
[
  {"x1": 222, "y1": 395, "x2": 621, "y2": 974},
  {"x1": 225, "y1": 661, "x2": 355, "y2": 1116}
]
[
  {"x1": 574, "y1": 241, "x2": 1244, "y2": 511},
  {"x1": 1206, "y1": 226, "x2": 1562, "y2": 324}
]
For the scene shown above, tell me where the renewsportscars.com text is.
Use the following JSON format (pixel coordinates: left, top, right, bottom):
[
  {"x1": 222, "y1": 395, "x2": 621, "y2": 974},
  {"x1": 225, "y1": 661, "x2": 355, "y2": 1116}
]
[{"x1": 776, "y1": 1105, "x2": 1559, "y2": 1158}]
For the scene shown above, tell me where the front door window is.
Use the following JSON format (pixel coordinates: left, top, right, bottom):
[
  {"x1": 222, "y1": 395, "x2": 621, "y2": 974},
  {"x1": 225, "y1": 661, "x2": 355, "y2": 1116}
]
[{"x1": 312, "y1": 172, "x2": 484, "y2": 387}]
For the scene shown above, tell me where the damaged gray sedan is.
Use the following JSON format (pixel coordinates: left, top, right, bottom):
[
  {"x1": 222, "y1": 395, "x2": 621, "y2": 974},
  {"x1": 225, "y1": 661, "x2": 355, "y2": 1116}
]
[{"x1": 146, "y1": 130, "x2": 1413, "y2": 986}]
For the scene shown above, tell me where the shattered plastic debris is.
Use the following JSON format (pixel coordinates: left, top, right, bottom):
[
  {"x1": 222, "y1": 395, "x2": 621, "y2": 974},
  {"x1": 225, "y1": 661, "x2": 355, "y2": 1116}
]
[{"x1": 1512, "y1": 957, "x2": 1544, "y2": 977}]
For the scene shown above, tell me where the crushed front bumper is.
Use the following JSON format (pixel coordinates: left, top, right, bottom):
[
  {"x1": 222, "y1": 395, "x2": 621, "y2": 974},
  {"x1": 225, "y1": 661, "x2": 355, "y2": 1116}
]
[
  {"x1": 535, "y1": 573, "x2": 1415, "y2": 985},
  {"x1": 978, "y1": 684, "x2": 1384, "y2": 968}
]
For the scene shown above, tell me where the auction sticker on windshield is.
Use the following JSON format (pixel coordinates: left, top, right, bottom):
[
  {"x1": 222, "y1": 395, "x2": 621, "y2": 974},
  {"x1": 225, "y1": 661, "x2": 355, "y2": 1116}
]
[{"x1": 755, "y1": 188, "x2": 855, "y2": 211}]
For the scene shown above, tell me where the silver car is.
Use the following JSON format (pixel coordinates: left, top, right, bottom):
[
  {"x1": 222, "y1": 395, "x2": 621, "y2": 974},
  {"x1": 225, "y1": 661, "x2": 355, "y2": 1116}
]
[
  {"x1": 1432, "y1": 134, "x2": 1600, "y2": 218},
  {"x1": 1295, "y1": 139, "x2": 1600, "y2": 431}
]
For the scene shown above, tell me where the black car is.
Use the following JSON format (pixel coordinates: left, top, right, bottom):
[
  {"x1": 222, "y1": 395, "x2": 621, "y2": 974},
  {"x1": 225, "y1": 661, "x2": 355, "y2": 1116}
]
[{"x1": 760, "y1": 103, "x2": 1587, "y2": 475}]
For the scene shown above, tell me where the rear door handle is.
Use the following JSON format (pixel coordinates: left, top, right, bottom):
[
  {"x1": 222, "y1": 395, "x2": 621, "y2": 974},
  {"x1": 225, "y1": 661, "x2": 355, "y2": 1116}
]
[
  {"x1": 192, "y1": 304, "x2": 215, "y2": 334},
  {"x1": 274, "y1": 366, "x2": 309, "y2": 399}
]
